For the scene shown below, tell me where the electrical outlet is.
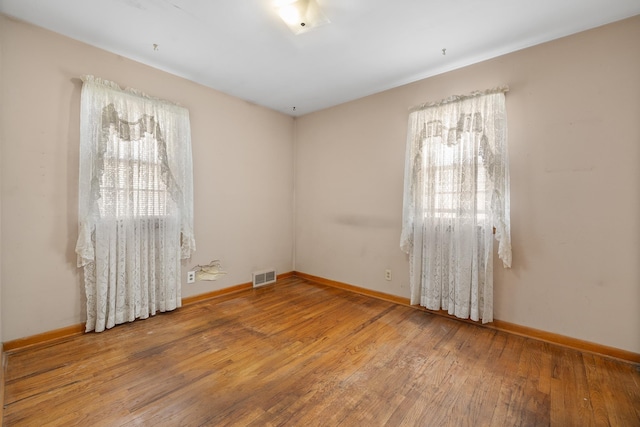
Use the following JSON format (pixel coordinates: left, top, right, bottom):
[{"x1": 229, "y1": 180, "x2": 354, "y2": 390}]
[
  {"x1": 187, "y1": 270, "x2": 196, "y2": 284},
  {"x1": 385, "y1": 269, "x2": 392, "y2": 281}
]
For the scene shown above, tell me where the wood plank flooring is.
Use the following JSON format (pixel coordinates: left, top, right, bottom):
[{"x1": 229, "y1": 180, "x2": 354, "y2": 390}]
[{"x1": 3, "y1": 277, "x2": 640, "y2": 426}]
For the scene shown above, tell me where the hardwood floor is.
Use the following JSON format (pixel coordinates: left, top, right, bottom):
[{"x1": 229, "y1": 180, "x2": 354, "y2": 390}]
[{"x1": 3, "y1": 277, "x2": 639, "y2": 426}]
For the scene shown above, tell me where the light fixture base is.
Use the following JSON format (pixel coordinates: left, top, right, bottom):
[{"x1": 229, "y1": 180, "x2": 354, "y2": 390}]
[{"x1": 275, "y1": 0, "x2": 330, "y2": 35}]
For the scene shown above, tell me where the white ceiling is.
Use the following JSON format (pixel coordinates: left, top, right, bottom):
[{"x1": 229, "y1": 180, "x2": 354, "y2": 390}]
[{"x1": 2, "y1": 0, "x2": 639, "y2": 116}]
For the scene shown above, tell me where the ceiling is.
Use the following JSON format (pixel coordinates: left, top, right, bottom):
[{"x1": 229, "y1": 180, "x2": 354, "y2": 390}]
[{"x1": 2, "y1": 0, "x2": 639, "y2": 116}]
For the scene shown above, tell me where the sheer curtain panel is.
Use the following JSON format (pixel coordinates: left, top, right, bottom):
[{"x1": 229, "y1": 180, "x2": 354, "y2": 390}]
[
  {"x1": 76, "y1": 76, "x2": 195, "y2": 332},
  {"x1": 400, "y1": 88, "x2": 511, "y2": 323}
]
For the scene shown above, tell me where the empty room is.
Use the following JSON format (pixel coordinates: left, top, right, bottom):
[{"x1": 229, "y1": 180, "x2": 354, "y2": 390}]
[{"x1": 0, "y1": 0, "x2": 639, "y2": 425}]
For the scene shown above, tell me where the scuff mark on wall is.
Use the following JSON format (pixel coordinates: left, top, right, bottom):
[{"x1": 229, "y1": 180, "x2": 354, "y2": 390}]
[{"x1": 331, "y1": 214, "x2": 396, "y2": 228}]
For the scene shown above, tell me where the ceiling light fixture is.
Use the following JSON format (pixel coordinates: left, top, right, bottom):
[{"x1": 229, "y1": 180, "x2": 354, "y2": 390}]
[{"x1": 275, "y1": 0, "x2": 330, "y2": 35}]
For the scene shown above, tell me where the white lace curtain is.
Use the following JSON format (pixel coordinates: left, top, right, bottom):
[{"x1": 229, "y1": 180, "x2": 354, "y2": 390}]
[
  {"x1": 76, "y1": 76, "x2": 195, "y2": 332},
  {"x1": 400, "y1": 88, "x2": 511, "y2": 323}
]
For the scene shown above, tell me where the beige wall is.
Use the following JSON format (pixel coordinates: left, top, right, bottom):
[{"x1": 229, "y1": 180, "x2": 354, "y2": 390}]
[
  {"x1": 0, "y1": 16, "x2": 3, "y2": 345},
  {"x1": 295, "y1": 16, "x2": 640, "y2": 353},
  {"x1": 0, "y1": 16, "x2": 294, "y2": 341},
  {"x1": 1, "y1": 13, "x2": 639, "y2": 354}
]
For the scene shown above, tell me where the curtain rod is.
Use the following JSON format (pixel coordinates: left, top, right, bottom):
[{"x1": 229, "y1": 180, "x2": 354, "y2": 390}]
[{"x1": 409, "y1": 86, "x2": 509, "y2": 113}]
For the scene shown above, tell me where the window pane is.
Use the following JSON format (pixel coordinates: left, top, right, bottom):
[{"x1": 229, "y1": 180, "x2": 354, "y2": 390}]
[
  {"x1": 427, "y1": 142, "x2": 487, "y2": 220},
  {"x1": 99, "y1": 130, "x2": 171, "y2": 218}
]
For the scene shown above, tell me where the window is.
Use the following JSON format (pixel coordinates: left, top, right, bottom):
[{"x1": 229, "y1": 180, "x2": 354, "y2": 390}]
[
  {"x1": 99, "y1": 113, "x2": 173, "y2": 218},
  {"x1": 76, "y1": 76, "x2": 195, "y2": 333},
  {"x1": 400, "y1": 88, "x2": 511, "y2": 324},
  {"x1": 425, "y1": 123, "x2": 488, "y2": 221}
]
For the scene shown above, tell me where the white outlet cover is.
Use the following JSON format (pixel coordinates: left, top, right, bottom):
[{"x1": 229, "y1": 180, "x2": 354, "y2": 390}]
[{"x1": 187, "y1": 271, "x2": 196, "y2": 283}]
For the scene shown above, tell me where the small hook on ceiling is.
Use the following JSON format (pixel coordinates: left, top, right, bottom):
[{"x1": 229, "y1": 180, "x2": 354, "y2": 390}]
[
  {"x1": 153, "y1": 43, "x2": 159, "y2": 51},
  {"x1": 442, "y1": 48, "x2": 446, "y2": 56}
]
